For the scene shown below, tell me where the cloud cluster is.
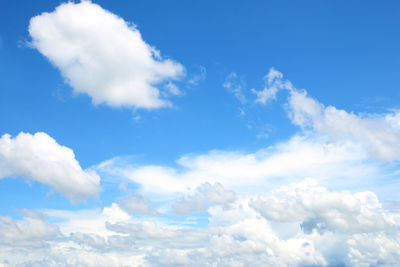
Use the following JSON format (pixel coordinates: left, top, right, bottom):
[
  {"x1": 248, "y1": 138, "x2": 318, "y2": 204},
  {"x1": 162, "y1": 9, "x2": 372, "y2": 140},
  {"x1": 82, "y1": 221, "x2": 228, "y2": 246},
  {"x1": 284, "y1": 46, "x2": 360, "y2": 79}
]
[
  {"x1": 1, "y1": 180, "x2": 400, "y2": 266},
  {"x1": 0, "y1": 0, "x2": 395, "y2": 259},
  {"x1": 0, "y1": 132, "x2": 100, "y2": 202},
  {"x1": 0, "y1": 211, "x2": 60, "y2": 248},
  {"x1": 250, "y1": 179, "x2": 391, "y2": 234},
  {"x1": 29, "y1": 1, "x2": 184, "y2": 109},
  {"x1": 67, "y1": 68, "x2": 399, "y2": 266}
]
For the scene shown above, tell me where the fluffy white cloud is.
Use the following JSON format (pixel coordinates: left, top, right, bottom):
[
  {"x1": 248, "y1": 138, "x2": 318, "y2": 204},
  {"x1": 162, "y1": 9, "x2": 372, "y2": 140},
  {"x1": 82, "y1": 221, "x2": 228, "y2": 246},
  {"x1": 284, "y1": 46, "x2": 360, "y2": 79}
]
[
  {"x1": 250, "y1": 179, "x2": 394, "y2": 234},
  {"x1": 118, "y1": 192, "x2": 154, "y2": 215},
  {"x1": 43, "y1": 203, "x2": 131, "y2": 237},
  {"x1": 172, "y1": 182, "x2": 236, "y2": 214},
  {"x1": 29, "y1": 1, "x2": 184, "y2": 109},
  {"x1": 0, "y1": 132, "x2": 100, "y2": 202},
  {"x1": 2, "y1": 181, "x2": 400, "y2": 266},
  {"x1": 0, "y1": 211, "x2": 60, "y2": 248}
]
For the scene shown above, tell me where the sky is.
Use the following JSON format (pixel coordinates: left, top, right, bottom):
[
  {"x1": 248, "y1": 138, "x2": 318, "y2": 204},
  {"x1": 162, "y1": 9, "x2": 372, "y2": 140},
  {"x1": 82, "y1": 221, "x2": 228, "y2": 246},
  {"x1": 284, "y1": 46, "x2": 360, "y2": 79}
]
[{"x1": 0, "y1": 0, "x2": 400, "y2": 266}]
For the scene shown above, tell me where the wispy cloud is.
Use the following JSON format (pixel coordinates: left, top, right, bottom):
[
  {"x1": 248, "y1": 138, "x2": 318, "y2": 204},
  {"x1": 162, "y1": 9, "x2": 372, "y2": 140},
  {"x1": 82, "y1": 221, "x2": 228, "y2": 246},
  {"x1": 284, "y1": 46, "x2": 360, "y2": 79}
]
[
  {"x1": 188, "y1": 65, "x2": 207, "y2": 86},
  {"x1": 223, "y1": 72, "x2": 247, "y2": 104}
]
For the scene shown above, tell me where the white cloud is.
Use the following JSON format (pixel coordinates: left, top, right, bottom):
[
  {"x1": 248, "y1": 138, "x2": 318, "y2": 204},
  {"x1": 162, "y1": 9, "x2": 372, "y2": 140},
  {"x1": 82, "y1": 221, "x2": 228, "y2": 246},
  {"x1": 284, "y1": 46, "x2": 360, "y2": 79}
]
[
  {"x1": 2, "y1": 183, "x2": 400, "y2": 266},
  {"x1": 252, "y1": 67, "x2": 286, "y2": 104},
  {"x1": 29, "y1": 1, "x2": 184, "y2": 109},
  {"x1": 223, "y1": 72, "x2": 247, "y2": 103},
  {"x1": 251, "y1": 68, "x2": 400, "y2": 162},
  {"x1": 172, "y1": 182, "x2": 236, "y2": 214},
  {"x1": 346, "y1": 232, "x2": 400, "y2": 266},
  {"x1": 0, "y1": 211, "x2": 60, "y2": 248},
  {"x1": 118, "y1": 192, "x2": 154, "y2": 215},
  {"x1": 42, "y1": 203, "x2": 130, "y2": 237},
  {"x1": 98, "y1": 136, "x2": 381, "y2": 196},
  {"x1": 0, "y1": 132, "x2": 100, "y2": 202},
  {"x1": 70, "y1": 232, "x2": 107, "y2": 250},
  {"x1": 164, "y1": 82, "x2": 181, "y2": 96},
  {"x1": 287, "y1": 90, "x2": 400, "y2": 161},
  {"x1": 250, "y1": 179, "x2": 392, "y2": 234},
  {"x1": 106, "y1": 220, "x2": 178, "y2": 240},
  {"x1": 188, "y1": 65, "x2": 206, "y2": 86}
]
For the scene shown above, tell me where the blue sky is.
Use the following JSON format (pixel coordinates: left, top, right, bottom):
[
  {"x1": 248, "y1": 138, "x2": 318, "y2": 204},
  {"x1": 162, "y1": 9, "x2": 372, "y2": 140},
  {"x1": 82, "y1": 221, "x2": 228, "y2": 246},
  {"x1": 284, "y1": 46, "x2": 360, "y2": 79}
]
[{"x1": 0, "y1": 0, "x2": 400, "y2": 266}]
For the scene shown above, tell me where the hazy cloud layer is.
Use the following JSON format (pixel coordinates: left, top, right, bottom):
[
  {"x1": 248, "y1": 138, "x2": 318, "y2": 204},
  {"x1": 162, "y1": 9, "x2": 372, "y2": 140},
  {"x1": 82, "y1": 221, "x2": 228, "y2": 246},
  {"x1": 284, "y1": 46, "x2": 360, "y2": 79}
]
[{"x1": 29, "y1": 1, "x2": 184, "y2": 109}]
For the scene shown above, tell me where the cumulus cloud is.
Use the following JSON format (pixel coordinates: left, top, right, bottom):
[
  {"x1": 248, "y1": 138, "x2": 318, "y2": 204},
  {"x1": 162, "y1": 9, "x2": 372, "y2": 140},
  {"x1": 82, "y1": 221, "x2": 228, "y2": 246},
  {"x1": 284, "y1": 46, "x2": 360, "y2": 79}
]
[
  {"x1": 2, "y1": 183, "x2": 400, "y2": 266},
  {"x1": 29, "y1": 1, "x2": 184, "y2": 109},
  {"x1": 118, "y1": 192, "x2": 154, "y2": 216},
  {"x1": 43, "y1": 203, "x2": 131, "y2": 237},
  {"x1": 70, "y1": 232, "x2": 107, "y2": 250},
  {"x1": 172, "y1": 182, "x2": 236, "y2": 214},
  {"x1": 0, "y1": 132, "x2": 100, "y2": 202},
  {"x1": 250, "y1": 179, "x2": 392, "y2": 234},
  {"x1": 0, "y1": 211, "x2": 60, "y2": 248}
]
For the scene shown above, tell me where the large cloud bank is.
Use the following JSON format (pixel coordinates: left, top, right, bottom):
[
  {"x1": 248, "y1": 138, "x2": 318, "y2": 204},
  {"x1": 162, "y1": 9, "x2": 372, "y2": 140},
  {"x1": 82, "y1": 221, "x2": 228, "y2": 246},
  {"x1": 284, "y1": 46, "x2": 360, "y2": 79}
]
[
  {"x1": 1, "y1": 180, "x2": 400, "y2": 266},
  {"x1": 29, "y1": 1, "x2": 184, "y2": 109}
]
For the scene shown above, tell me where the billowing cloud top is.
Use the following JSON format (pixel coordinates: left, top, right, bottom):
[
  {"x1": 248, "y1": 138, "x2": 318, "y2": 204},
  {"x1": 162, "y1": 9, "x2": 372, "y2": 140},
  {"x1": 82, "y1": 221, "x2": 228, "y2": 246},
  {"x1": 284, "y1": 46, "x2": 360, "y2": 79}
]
[
  {"x1": 28, "y1": 1, "x2": 184, "y2": 109},
  {"x1": 0, "y1": 132, "x2": 100, "y2": 202}
]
